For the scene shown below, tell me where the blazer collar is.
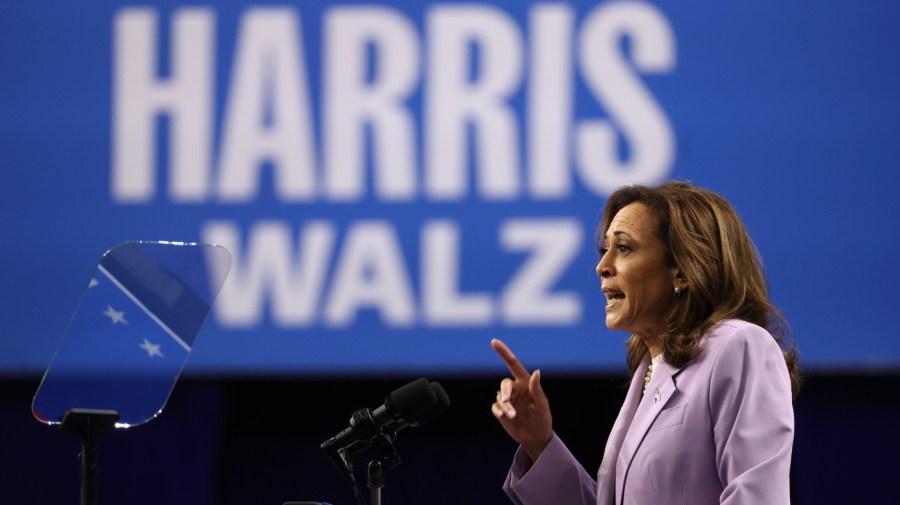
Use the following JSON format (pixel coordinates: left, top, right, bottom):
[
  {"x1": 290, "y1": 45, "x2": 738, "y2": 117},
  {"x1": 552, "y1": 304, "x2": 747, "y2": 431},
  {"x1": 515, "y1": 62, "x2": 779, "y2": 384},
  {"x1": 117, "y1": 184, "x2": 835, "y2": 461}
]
[
  {"x1": 614, "y1": 356, "x2": 683, "y2": 505},
  {"x1": 596, "y1": 354, "x2": 648, "y2": 505}
]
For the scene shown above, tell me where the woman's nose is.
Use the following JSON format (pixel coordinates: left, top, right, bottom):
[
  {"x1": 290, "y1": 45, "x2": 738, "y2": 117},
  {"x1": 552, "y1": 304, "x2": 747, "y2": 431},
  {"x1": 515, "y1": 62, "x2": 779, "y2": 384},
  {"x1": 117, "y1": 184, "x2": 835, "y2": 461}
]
[{"x1": 596, "y1": 260, "x2": 611, "y2": 278}]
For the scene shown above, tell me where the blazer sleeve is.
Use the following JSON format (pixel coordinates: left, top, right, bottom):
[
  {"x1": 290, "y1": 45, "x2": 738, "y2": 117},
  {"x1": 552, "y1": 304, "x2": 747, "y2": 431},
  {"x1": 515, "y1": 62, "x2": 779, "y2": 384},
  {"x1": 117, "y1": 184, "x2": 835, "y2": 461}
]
[
  {"x1": 708, "y1": 324, "x2": 794, "y2": 504},
  {"x1": 503, "y1": 433, "x2": 598, "y2": 505}
]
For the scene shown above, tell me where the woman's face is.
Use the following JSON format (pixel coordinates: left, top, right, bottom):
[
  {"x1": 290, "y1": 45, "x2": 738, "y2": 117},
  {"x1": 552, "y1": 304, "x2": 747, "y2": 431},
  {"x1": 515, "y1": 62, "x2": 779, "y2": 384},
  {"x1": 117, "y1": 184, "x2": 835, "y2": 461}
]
[{"x1": 596, "y1": 202, "x2": 681, "y2": 338}]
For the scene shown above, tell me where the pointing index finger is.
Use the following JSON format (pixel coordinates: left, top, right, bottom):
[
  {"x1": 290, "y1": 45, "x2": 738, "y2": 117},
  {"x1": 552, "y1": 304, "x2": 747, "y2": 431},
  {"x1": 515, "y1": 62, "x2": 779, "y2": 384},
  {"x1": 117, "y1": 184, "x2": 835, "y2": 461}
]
[{"x1": 491, "y1": 338, "x2": 531, "y2": 380}]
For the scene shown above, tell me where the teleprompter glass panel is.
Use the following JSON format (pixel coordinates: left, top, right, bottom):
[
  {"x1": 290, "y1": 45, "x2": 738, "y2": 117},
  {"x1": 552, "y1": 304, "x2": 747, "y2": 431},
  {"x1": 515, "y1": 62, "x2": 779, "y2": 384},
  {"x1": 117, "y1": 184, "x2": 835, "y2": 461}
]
[{"x1": 32, "y1": 241, "x2": 231, "y2": 427}]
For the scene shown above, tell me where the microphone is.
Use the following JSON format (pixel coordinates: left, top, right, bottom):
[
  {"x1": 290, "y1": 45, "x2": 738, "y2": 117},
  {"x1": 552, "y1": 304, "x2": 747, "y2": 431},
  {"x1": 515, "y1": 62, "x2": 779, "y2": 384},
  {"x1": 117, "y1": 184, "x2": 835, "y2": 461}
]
[{"x1": 321, "y1": 378, "x2": 450, "y2": 454}]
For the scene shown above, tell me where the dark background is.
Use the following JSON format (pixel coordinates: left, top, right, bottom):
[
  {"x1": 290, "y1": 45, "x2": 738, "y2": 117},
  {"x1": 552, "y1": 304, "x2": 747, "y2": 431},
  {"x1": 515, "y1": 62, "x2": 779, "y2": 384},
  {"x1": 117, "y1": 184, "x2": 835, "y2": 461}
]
[{"x1": 4, "y1": 372, "x2": 898, "y2": 504}]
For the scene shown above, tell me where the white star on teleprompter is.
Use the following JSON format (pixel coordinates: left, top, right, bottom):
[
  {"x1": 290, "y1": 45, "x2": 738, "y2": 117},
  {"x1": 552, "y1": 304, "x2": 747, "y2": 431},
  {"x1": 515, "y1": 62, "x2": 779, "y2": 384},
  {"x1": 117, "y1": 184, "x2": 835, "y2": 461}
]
[
  {"x1": 138, "y1": 338, "x2": 164, "y2": 358},
  {"x1": 102, "y1": 305, "x2": 127, "y2": 325}
]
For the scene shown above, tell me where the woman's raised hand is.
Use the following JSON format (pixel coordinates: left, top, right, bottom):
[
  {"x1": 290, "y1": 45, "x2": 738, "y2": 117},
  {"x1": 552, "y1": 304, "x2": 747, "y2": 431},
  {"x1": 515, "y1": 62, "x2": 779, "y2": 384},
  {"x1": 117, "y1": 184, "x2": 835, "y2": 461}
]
[{"x1": 491, "y1": 338, "x2": 553, "y2": 462}]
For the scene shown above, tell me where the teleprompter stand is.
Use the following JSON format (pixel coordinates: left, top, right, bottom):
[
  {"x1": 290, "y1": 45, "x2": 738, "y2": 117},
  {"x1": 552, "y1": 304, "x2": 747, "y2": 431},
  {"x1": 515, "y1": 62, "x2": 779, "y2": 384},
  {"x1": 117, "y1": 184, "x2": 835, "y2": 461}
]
[{"x1": 60, "y1": 408, "x2": 120, "y2": 505}]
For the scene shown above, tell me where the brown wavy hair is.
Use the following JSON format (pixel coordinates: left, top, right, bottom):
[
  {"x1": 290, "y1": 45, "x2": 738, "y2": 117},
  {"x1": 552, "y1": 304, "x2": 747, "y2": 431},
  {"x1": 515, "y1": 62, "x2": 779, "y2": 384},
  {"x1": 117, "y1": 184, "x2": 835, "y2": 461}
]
[{"x1": 598, "y1": 181, "x2": 801, "y2": 398}]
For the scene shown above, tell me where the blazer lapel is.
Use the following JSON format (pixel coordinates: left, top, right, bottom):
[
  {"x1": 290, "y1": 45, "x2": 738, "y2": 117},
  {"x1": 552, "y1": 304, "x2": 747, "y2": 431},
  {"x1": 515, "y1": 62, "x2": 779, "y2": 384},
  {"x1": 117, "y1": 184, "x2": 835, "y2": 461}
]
[
  {"x1": 614, "y1": 359, "x2": 681, "y2": 505},
  {"x1": 596, "y1": 355, "x2": 648, "y2": 505}
]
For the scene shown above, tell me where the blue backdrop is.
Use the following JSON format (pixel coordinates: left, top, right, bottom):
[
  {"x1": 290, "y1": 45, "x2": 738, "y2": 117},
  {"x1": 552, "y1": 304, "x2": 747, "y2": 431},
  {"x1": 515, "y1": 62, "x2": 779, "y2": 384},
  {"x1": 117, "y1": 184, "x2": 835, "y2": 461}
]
[{"x1": 2, "y1": 0, "x2": 899, "y2": 376}]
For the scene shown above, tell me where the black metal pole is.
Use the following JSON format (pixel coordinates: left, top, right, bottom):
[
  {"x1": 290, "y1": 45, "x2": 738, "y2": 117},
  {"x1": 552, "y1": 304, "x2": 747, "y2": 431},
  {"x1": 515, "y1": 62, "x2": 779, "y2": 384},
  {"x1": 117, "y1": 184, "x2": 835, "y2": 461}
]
[
  {"x1": 80, "y1": 417, "x2": 99, "y2": 505},
  {"x1": 60, "y1": 409, "x2": 119, "y2": 505},
  {"x1": 368, "y1": 459, "x2": 384, "y2": 505}
]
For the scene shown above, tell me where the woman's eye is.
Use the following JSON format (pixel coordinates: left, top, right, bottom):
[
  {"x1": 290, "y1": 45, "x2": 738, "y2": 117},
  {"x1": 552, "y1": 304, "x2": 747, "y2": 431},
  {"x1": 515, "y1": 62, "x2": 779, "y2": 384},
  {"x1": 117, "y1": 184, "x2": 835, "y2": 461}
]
[
  {"x1": 617, "y1": 244, "x2": 630, "y2": 253},
  {"x1": 598, "y1": 247, "x2": 609, "y2": 257}
]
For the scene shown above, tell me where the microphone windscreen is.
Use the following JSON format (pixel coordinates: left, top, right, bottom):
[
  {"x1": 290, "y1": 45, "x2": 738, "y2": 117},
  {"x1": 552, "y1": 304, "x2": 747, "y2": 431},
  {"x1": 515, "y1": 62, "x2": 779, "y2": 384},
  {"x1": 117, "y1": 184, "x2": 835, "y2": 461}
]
[
  {"x1": 386, "y1": 378, "x2": 437, "y2": 422},
  {"x1": 410, "y1": 382, "x2": 450, "y2": 427}
]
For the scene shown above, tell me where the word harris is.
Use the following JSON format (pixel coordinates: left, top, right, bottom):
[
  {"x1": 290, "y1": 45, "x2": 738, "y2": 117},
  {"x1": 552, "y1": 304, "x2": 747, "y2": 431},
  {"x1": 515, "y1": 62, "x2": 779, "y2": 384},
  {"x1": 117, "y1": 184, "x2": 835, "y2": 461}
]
[{"x1": 109, "y1": 2, "x2": 677, "y2": 330}]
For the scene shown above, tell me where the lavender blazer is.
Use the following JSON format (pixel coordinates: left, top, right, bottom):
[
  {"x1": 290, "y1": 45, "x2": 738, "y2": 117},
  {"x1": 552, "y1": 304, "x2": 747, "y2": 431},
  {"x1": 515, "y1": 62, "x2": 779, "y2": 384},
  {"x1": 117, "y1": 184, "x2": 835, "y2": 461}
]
[{"x1": 503, "y1": 320, "x2": 794, "y2": 505}]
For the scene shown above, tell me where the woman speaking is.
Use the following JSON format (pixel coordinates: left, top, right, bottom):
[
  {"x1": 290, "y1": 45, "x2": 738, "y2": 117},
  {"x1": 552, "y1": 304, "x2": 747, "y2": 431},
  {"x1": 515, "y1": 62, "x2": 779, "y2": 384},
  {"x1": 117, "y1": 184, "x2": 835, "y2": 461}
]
[{"x1": 491, "y1": 181, "x2": 800, "y2": 505}]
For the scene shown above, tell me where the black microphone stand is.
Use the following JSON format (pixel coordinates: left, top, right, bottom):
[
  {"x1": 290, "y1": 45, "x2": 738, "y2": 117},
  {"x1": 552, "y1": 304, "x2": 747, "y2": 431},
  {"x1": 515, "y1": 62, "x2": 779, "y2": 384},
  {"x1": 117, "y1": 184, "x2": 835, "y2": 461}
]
[
  {"x1": 318, "y1": 379, "x2": 449, "y2": 505},
  {"x1": 323, "y1": 407, "x2": 402, "y2": 505},
  {"x1": 366, "y1": 429, "x2": 401, "y2": 505},
  {"x1": 367, "y1": 460, "x2": 384, "y2": 505}
]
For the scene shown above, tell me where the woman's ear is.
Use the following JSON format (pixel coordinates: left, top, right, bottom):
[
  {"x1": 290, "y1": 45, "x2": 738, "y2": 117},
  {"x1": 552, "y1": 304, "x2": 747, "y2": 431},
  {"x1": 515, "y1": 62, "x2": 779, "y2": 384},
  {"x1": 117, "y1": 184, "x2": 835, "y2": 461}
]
[{"x1": 672, "y1": 268, "x2": 688, "y2": 292}]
